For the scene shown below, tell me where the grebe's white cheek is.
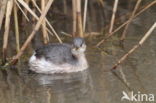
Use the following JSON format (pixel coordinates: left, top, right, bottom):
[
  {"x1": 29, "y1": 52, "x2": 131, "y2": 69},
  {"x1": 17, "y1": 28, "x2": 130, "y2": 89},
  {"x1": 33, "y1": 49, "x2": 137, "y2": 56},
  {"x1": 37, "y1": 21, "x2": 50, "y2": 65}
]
[
  {"x1": 79, "y1": 44, "x2": 86, "y2": 52},
  {"x1": 29, "y1": 53, "x2": 36, "y2": 63},
  {"x1": 71, "y1": 48, "x2": 78, "y2": 55}
]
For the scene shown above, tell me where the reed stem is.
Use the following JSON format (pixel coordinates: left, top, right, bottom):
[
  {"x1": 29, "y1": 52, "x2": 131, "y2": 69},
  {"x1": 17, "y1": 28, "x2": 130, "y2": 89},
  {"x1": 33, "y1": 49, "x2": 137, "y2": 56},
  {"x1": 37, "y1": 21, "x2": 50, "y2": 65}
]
[
  {"x1": 63, "y1": 0, "x2": 67, "y2": 14},
  {"x1": 72, "y1": 0, "x2": 77, "y2": 37},
  {"x1": 21, "y1": 0, "x2": 30, "y2": 24},
  {"x1": 15, "y1": 0, "x2": 30, "y2": 21},
  {"x1": 2, "y1": 0, "x2": 13, "y2": 63},
  {"x1": 41, "y1": 0, "x2": 49, "y2": 44},
  {"x1": 108, "y1": 0, "x2": 118, "y2": 35},
  {"x1": 17, "y1": 0, "x2": 62, "y2": 43},
  {"x1": 0, "y1": 0, "x2": 9, "y2": 29},
  {"x1": 112, "y1": 22, "x2": 156, "y2": 70},
  {"x1": 96, "y1": 0, "x2": 156, "y2": 47},
  {"x1": 120, "y1": 0, "x2": 142, "y2": 41},
  {"x1": 31, "y1": 0, "x2": 53, "y2": 36},
  {"x1": 13, "y1": 1, "x2": 20, "y2": 53},
  {"x1": 83, "y1": 0, "x2": 88, "y2": 33},
  {"x1": 11, "y1": 0, "x2": 54, "y2": 64},
  {"x1": 76, "y1": 0, "x2": 83, "y2": 37}
]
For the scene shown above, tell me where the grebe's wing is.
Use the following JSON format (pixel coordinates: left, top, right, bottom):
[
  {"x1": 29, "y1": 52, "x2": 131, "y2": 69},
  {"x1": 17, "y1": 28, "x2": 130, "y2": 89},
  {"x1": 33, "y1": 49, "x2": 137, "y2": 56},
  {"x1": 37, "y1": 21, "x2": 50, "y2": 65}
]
[{"x1": 35, "y1": 43, "x2": 75, "y2": 64}]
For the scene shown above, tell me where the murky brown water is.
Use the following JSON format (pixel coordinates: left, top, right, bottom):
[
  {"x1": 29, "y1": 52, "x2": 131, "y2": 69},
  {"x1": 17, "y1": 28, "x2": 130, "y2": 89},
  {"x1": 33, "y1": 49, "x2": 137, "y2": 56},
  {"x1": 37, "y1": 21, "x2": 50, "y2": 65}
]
[
  {"x1": 0, "y1": 1, "x2": 156, "y2": 103},
  {"x1": 0, "y1": 32, "x2": 156, "y2": 103}
]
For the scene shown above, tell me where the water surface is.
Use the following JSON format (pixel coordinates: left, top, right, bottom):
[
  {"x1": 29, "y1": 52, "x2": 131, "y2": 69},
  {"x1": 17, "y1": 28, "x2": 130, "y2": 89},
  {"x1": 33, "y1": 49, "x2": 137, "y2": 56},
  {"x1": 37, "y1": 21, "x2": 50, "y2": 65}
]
[{"x1": 0, "y1": 1, "x2": 156, "y2": 103}]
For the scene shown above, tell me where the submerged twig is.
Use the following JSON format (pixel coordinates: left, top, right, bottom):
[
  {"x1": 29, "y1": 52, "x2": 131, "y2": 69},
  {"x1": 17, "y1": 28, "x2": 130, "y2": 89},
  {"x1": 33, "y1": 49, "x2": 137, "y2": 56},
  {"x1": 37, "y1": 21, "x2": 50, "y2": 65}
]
[
  {"x1": 120, "y1": 0, "x2": 142, "y2": 41},
  {"x1": 108, "y1": 0, "x2": 118, "y2": 35},
  {"x1": 96, "y1": 0, "x2": 156, "y2": 47},
  {"x1": 112, "y1": 22, "x2": 156, "y2": 70},
  {"x1": 11, "y1": 0, "x2": 54, "y2": 64}
]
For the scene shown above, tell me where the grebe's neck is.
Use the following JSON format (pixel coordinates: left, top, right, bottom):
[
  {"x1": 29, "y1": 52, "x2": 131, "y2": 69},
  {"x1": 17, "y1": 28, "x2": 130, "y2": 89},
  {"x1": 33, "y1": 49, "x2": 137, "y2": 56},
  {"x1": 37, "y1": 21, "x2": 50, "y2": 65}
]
[{"x1": 74, "y1": 53, "x2": 88, "y2": 69}]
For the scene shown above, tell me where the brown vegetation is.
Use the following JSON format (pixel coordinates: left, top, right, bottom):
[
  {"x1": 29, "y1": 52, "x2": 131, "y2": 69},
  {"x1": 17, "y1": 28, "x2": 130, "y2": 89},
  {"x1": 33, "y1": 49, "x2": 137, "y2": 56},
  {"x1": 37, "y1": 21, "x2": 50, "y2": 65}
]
[{"x1": 0, "y1": 0, "x2": 155, "y2": 69}]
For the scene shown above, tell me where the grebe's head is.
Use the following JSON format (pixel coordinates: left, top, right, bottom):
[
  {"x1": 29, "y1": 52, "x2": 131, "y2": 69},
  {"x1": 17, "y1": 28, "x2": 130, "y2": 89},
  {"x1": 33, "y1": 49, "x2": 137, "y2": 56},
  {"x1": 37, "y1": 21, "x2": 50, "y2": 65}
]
[{"x1": 71, "y1": 37, "x2": 86, "y2": 55}]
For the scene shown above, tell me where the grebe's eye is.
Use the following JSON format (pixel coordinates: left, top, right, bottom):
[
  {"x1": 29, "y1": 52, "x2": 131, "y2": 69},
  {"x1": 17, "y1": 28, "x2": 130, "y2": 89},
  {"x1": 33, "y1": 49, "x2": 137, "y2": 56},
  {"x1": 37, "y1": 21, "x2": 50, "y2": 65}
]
[
  {"x1": 80, "y1": 41, "x2": 85, "y2": 47},
  {"x1": 72, "y1": 47, "x2": 78, "y2": 51},
  {"x1": 81, "y1": 43, "x2": 86, "y2": 47},
  {"x1": 80, "y1": 44, "x2": 83, "y2": 47},
  {"x1": 75, "y1": 47, "x2": 79, "y2": 50}
]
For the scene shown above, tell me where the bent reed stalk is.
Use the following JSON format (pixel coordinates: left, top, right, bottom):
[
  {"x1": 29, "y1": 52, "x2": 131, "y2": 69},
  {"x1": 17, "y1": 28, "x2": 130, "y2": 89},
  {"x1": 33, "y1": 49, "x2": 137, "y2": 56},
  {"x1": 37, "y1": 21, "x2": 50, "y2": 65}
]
[
  {"x1": 112, "y1": 22, "x2": 156, "y2": 70},
  {"x1": 15, "y1": 0, "x2": 30, "y2": 21},
  {"x1": 17, "y1": 0, "x2": 62, "y2": 43},
  {"x1": 11, "y1": 0, "x2": 54, "y2": 64},
  {"x1": 96, "y1": 0, "x2": 156, "y2": 47},
  {"x1": 0, "y1": 0, "x2": 155, "y2": 65},
  {"x1": 120, "y1": 0, "x2": 142, "y2": 41}
]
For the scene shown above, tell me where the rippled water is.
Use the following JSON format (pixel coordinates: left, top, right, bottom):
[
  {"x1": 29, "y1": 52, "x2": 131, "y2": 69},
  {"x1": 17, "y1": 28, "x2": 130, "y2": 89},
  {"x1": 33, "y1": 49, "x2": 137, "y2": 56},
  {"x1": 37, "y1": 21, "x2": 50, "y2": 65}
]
[{"x1": 0, "y1": 30, "x2": 156, "y2": 103}]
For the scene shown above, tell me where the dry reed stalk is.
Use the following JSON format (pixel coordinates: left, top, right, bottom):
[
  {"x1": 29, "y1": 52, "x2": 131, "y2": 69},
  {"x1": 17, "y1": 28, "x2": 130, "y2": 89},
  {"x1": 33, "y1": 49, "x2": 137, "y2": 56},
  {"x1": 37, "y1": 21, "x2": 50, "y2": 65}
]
[
  {"x1": 120, "y1": 0, "x2": 142, "y2": 41},
  {"x1": 18, "y1": 0, "x2": 62, "y2": 43},
  {"x1": 31, "y1": 0, "x2": 53, "y2": 36},
  {"x1": 13, "y1": 2, "x2": 20, "y2": 53},
  {"x1": 83, "y1": 0, "x2": 88, "y2": 33},
  {"x1": 11, "y1": 0, "x2": 55, "y2": 64},
  {"x1": 41, "y1": 0, "x2": 49, "y2": 44},
  {"x1": 63, "y1": 0, "x2": 67, "y2": 14},
  {"x1": 61, "y1": 31, "x2": 72, "y2": 37},
  {"x1": 61, "y1": 31, "x2": 100, "y2": 37},
  {"x1": 102, "y1": 1, "x2": 150, "y2": 34},
  {"x1": 76, "y1": 0, "x2": 83, "y2": 37},
  {"x1": 15, "y1": 0, "x2": 30, "y2": 21},
  {"x1": 112, "y1": 22, "x2": 156, "y2": 70},
  {"x1": 17, "y1": 0, "x2": 38, "y2": 19},
  {"x1": 108, "y1": 0, "x2": 118, "y2": 35},
  {"x1": 98, "y1": 0, "x2": 105, "y2": 7},
  {"x1": 0, "y1": 0, "x2": 9, "y2": 29},
  {"x1": 31, "y1": 0, "x2": 36, "y2": 35},
  {"x1": 22, "y1": 0, "x2": 30, "y2": 23},
  {"x1": 2, "y1": 0, "x2": 14, "y2": 63},
  {"x1": 96, "y1": 0, "x2": 156, "y2": 47},
  {"x1": 72, "y1": 0, "x2": 77, "y2": 37}
]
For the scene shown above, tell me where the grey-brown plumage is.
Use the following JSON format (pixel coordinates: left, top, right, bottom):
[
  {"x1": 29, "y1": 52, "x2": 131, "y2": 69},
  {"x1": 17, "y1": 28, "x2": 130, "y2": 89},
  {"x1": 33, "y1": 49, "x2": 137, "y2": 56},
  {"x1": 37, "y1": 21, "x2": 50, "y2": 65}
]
[
  {"x1": 29, "y1": 37, "x2": 88, "y2": 74},
  {"x1": 34, "y1": 37, "x2": 85, "y2": 65}
]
